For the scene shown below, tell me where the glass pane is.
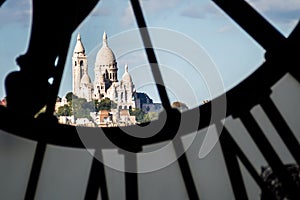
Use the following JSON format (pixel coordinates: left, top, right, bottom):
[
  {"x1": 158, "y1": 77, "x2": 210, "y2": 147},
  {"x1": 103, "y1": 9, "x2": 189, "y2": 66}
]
[
  {"x1": 0, "y1": 0, "x2": 31, "y2": 100},
  {"x1": 0, "y1": 0, "x2": 299, "y2": 199},
  {"x1": 1, "y1": 0, "x2": 297, "y2": 124},
  {"x1": 140, "y1": 0, "x2": 266, "y2": 109},
  {"x1": 182, "y1": 127, "x2": 235, "y2": 199},
  {"x1": 102, "y1": 150, "x2": 125, "y2": 200},
  {"x1": 136, "y1": 139, "x2": 190, "y2": 199},
  {"x1": 270, "y1": 73, "x2": 300, "y2": 142},
  {"x1": 0, "y1": 130, "x2": 36, "y2": 200},
  {"x1": 35, "y1": 146, "x2": 93, "y2": 200},
  {"x1": 1, "y1": 0, "x2": 299, "y2": 123},
  {"x1": 245, "y1": 0, "x2": 300, "y2": 37}
]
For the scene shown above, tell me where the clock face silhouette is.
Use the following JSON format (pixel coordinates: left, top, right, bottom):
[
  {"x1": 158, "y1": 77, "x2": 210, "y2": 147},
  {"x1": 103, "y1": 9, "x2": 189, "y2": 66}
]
[{"x1": 0, "y1": 0, "x2": 299, "y2": 199}]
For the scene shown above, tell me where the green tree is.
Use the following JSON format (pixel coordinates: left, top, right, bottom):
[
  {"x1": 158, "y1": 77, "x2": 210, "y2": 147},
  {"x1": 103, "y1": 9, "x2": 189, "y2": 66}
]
[
  {"x1": 144, "y1": 111, "x2": 159, "y2": 121},
  {"x1": 96, "y1": 98, "x2": 117, "y2": 111},
  {"x1": 129, "y1": 108, "x2": 145, "y2": 123},
  {"x1": 72, "y1": 98, "x2": 93, "y2": 120},
  {"x1": 56, "y1": 104, "x2": 72, "y2": 116},
  {"x1": 65, "y1": 92, "x2": 78, "y2": 103}
]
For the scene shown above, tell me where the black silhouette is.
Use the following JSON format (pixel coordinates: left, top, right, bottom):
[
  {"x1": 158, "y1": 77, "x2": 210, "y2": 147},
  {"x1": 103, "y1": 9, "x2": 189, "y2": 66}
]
[{"x1": 0, "y1": 0, "x2": 299, "y2": 199}]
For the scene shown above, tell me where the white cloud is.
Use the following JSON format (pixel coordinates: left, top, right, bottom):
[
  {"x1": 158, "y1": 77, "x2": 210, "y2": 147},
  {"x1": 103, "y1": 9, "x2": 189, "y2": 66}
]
[
  {"x1": 118, "y1": 51, "x2": 147, "y2": 69},
  {"x1": 180, "y1": 2, "x2": 225, "y2": 19},
  {"x1": 247, "y1": 0, "x2": 300, "y2": 34},
  {"x1": 0, "y1": 0, "x2": 32, "y2": 26},
  {"x1": 217, "y1": 24, "x2": 233, "y2": 33},
  {"x1": 121, "y1": 2, "x2": 135, "y2": 28},
  {"x1": 247, "y1": 0, "x2": 300, "y2": 22},
  {"x1": 91, "y1": 7, "x2": 111, "y2": 17},
  {"x1": 120, "y1": 0, "x2": 183, "y2": 28},
  {"x1": 181, "y1": 7, "x2": 206, "y2": 19},
  {"x1": 141, "y1": 0, "x2": 181, "y2": 13},
  {"x1": 247, "y1": 0, "x2": 300, "y2": 12}
]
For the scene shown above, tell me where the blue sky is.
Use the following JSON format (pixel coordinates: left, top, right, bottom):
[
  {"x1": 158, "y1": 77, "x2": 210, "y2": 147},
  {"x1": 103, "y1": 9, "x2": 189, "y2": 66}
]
[{"x1": 0, "y1": 0, "x2": 299, "y2": 108}]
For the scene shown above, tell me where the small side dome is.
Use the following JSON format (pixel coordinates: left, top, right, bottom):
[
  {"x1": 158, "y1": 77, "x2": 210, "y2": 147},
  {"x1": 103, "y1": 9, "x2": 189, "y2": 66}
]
[
  {"x1": 122, "y1": 64, "x2": 132, "y2": 83},
  {"x1": 74, "y1": 33, "x2": 85, "y2": 54}
]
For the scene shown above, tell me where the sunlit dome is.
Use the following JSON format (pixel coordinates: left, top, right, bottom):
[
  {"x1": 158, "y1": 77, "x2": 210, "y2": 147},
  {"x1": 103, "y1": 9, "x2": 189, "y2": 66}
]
[
  {"x1": 122, "y1": 64, "x2": 132, "y2": 83},
  {"x1": 95, "y1": 32, "x2": 116, "y2": 66}
]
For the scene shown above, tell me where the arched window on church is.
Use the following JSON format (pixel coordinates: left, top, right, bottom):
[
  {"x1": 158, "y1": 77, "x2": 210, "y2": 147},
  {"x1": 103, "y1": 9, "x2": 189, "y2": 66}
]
[
  {"x1": 125, "y1": 91, "x2": 127, "y2": 102},
  {"x1": 120, "y1": 92, "x2": 123, "y2": 102},
  {"x1": 75, "y1": 61, "x2": 77, "y2": 66},
  {"x1": 105, "y1": 70, "x2": 108, "y2": 79},
  {"x1": 80, "y1": 60, "x2": 84, "y2": 66}
]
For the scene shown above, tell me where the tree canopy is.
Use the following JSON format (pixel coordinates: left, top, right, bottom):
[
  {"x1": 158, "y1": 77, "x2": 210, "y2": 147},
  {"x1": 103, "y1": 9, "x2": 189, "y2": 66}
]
[
  {"x1": 129, "y1": 108, "x2": 145, "y2": 123},
  {"x1": 129, "y1": 108, "x2": 159, "y2": 123},
  {"x1": 65, "y1": 92, "x2": 78, "y2": 103},
  {"x1": 56, "y1": 104, "x2": 72, "y2": 116},
  {"x1": 96, "y1": 98, "x2": 117, "y2": 111},
  {"x1": 72, "y1": 98, "x2": 95, "y2": 119}
]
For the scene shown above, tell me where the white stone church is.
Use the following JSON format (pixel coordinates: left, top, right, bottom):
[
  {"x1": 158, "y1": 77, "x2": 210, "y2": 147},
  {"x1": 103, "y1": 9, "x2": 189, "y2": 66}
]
[{"x1": 72, "y1": 32, "x2": 136, "y2": 110}]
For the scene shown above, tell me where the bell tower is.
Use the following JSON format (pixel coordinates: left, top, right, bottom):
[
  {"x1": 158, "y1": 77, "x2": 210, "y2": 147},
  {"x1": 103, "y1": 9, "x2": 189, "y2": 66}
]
[{"x1": 72, "y1": 33, "x2": 87, "y2": 96}]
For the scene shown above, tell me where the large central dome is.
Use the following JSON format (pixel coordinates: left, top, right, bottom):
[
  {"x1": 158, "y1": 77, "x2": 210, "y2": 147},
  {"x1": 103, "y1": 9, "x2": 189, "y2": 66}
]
[{"x1": 95, "y1": 32, "x2": 116, "y2": 66}]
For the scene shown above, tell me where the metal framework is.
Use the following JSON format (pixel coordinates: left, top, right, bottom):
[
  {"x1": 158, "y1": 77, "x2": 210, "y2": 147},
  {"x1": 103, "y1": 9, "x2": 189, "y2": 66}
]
[{"x1": 0, "y1": 0, "x2": 299, "y2": 199}]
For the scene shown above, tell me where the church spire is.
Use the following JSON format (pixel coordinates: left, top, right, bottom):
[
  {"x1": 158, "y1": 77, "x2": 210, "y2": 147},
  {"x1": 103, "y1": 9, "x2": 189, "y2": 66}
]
[
  {"x1": 103, "y1": 31, "x2": 108, "y2": 47},
  {"x1": 74, "y1": 33, "x2": 85, "y2": 54}
]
